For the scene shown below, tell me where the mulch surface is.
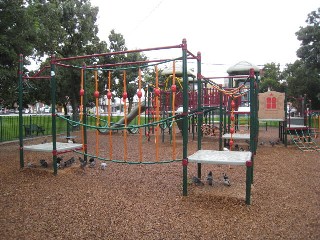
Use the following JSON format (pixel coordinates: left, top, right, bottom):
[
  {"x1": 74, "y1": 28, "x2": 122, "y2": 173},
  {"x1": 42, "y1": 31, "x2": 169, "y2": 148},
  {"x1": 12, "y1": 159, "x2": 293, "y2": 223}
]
[{"x1": 0, "y1": 128, "x2": 319, "y2": 240}]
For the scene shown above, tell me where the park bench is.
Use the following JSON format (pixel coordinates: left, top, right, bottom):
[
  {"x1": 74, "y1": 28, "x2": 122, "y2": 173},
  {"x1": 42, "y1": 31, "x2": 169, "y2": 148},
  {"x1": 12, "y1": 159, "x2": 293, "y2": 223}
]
[{"x1": 24, "y1": 124, "x2": 45, "y2": 136}]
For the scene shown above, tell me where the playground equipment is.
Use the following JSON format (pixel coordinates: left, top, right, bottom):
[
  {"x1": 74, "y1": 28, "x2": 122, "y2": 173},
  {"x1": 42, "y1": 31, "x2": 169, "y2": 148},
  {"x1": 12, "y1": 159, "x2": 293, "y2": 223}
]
[
  {"x1": 18, "y1": 39, "x2": 259, "y2": 205},
  {"x1": 287, "y1": 126, "x2": 320, "y2": 151},
  {"x1": 258, "y1": 91, "x2": 320, "y2": 151}
]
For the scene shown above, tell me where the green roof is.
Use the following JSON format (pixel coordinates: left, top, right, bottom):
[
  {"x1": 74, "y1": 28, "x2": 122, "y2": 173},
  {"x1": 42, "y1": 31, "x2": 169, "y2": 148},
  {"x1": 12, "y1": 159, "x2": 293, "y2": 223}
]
[{"x1": 227, "y1": 61, "x2": 260, "y2": 75}]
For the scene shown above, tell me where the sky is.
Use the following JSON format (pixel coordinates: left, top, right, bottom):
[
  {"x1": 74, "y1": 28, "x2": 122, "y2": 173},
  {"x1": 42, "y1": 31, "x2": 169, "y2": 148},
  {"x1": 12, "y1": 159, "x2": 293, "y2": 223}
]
[{"x1": 90, "y1": 0, "x2": 319, "y2": 76}]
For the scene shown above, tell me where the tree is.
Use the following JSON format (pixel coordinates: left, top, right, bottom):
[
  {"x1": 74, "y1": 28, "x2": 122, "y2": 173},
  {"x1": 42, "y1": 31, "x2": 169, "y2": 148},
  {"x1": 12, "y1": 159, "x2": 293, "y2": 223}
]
[
  {"x1": 283, "y1": 8, "x2": 320, "y2": 109},
  {"x1": 0, "y1": 0, "x2": 38, "y2": 108},
  {"x1": 99, "y1": 30, "x2": 147, "y2": 113},
  {"x1": 26, "y1": 0, "x2": 104, "y2": 117},
  {"x1": 283, "y1": 60, "x2": 320, "y2": 109},
  {"x1": 296, "y1": 8, "x2": 320, "y2": 71},
  {"x1": 259, "y1": 62, "x2": 285, "y2": 92}
]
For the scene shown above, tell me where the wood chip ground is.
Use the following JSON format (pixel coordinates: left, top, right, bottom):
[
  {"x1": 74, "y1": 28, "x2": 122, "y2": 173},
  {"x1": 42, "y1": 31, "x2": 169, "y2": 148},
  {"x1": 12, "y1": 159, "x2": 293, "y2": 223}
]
[{"x1": 0, "y1": 127, "x2": 319, "y2": 239}]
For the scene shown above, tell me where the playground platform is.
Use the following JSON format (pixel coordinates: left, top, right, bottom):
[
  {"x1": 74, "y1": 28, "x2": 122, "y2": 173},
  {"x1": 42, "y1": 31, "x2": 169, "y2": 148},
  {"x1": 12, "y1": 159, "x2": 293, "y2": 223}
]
[
  {"x1": 222, "y1": 133, "x2": 250, "y2": 140},
  {"x1": 188, "y1": 150, "x2": 251, "y2": 165},
  {"x1": 188, "y1": 150, "x2": 253, "y2": 204},
  {"x1": 24, "y1": 142, "x2": 83, "y2": 153}
]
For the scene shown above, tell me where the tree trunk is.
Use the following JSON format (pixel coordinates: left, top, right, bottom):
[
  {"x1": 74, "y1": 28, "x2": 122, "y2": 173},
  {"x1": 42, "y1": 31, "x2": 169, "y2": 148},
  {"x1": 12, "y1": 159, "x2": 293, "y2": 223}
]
[
  {"x1": 128, "y1": 99, "x2": 133, "y2": 113},
  {"x1": 70, "y1": 96, "x2": 79, "y2": 122},
  {"x1": 63, "y1": 103, "x2": 68, "y2": 116}
]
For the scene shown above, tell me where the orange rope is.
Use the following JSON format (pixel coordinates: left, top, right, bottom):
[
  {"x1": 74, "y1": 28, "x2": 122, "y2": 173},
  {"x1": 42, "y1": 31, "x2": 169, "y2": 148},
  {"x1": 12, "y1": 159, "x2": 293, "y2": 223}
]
[
  {"x1": 94, "y1": 69, "x2": 99, "y2": 157},
  {"x1": 172, "y1": 61, "x2": 176, "y2": 160},
  {"x1": 80, "y1": 68, "x2": 84, "y2": 150},
  {"x1": 230, "y1": 96, "x2": 235, "y2": 152},
  {"x1": 228, "y1": 96, "x2": 236, "y2": 169},
  {"x1": 138, "y1": 68, "x2": 143, "y2": 162},
  {"x1": 108, "y1": 71, "x2": 113, "y2": 160},
  {"x1": 155, "y1": 65, "x2": 160, "y2": 161},
  {"x1": 210, "y1": 83, "x2": 246, "y2": 97},
  {"x1": 123, "y1": 71, "x2": 128, "y2": 161}
]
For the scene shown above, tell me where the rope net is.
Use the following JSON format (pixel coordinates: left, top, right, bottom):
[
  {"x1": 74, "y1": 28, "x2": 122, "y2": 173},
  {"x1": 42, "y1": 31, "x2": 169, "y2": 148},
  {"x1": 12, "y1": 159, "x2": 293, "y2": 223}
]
[{"x1": 57, "y1": 55, "x2": 252, "y2": 164}]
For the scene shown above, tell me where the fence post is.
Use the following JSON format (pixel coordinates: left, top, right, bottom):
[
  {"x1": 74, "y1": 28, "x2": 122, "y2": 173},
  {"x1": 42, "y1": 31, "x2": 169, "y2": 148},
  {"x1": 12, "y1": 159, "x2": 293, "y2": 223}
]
[
  {"x1": 0, "y1": 116, "x2": 2, "y2": 142},
  {"x1": 66, "y1": 115, "x2": 70, "y2": 137},
  {"x1": 51, "y1": 55, "x2": 58, "y2": 175},
  {"x1": 18, "y1": 54, "x2": 24, "y2": 169}
]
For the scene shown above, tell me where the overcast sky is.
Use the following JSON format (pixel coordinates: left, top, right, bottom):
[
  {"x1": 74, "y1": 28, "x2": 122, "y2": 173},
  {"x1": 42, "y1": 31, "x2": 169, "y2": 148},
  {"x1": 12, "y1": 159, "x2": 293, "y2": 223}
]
[{"x1": 90, "y1": 0, "x2": 319, "y2": 76}]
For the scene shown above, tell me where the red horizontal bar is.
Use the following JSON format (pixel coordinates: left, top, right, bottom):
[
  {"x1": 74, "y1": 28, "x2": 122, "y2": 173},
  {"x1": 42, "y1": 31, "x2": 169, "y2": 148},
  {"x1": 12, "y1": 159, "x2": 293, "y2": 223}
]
[
  {"x1": 186, "y1": 50, "x2": 198, "y2": 59},
  {"x1": 57, "y1": 147, "x2": 83, "y2": 155},
  {"x1": 55, "y1": 44, "x2": 182, "y2": 62},
  {"x1": 23, "y1": 76, "x2": 51, "y2": 79},
  {"x1": 203, "y1": 75, "x2": 249, "y2": 79},
  {"x1": 86, "y1": 58, "x2": 179, "y2": 69}
]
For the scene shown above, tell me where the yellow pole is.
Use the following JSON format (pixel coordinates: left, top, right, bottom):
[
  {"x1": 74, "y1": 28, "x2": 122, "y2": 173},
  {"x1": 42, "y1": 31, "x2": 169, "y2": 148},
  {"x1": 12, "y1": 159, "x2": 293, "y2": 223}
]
[
  {"x1": 123, "y1": 71, "x2": 128, "y2": 161},
  {"x1": 80, "y1": 68, "x2": 84, "y2": 150},
  {"x1": 94, "y1": 69, "x2": 99, "y2": 157},
  {"x1": 108, "y1": 71, "x2": 113, "y2": 160},
  {"x1": 172, "y1": 61, "x2": 176, "y2": 160},
  {"x1": 138, "y1": 68, "x2": 143, "y2": 162},
  {"x1": 155, "y1": 66, "x2": 160, "y2": 161}
]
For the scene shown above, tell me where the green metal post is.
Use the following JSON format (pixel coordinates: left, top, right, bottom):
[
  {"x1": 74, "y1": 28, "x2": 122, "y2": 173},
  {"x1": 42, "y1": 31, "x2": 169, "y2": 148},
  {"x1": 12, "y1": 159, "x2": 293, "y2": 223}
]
[
  {"x1": 249, "y1": 69, "x2": 255, "y2": 183},
  {"x1": 245, "y1": 160, "x2": 252, "y2": 205},
  {"x1": 66, "y1": 115, "x2": 70, "y2": 137},
  {"x1": 308, "y1": 101, "x2": 312, "y2": 127},
  {"x1": 51, "y1": 55, "x2": 58, "y2": 175},
  {"x1": 18, "y1": 54, "x2": 24, "y2": 169},
  {"x1": 219, "y1": 90, "x2": 223, "y2": 151},
  {"x1": 228, "y1": 77, "x2": 233, "y2": 88},
  {"x1": 182, "y1": 39, "x2": 189, "y2": 196},
  {"x1": 197, "y1": 52, "x2": 202, "y2": 179},
  {"x1": 83, "y1": 64, "x2": 88, "y2": 161},
  {"x1": 284, "y1": 85, "x2": 288, "y2": 147},
  {"x1": 253, "y1": 73, "x2": 259, "y2": 153},
  {"x1": 0, "y1": 116, "x2": 2, "y2": 142}
]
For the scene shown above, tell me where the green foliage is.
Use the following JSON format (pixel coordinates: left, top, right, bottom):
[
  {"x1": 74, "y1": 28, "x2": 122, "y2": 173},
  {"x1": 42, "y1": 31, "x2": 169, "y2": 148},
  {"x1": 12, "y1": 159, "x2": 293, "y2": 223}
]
[
  {"x1": 27, "y1": 0, "x2": 104, "y2": 117},
  {"x1": 98, "y1": 30, "x2": 147, "y2": 112},
  {"x1": 2, "y1": 2, "x2": 319, "y2": 115},
  {"x1": 283, "y1": 60, "x2": 320, "y2": 109},
  {"x1": 261, "y1": 9, "x2": 320, "y2": 109},
  {"x1": 259, "y1": 63, "x2": 285, "y2": 92},
  {"x1": 283, "y1": 8, "x2": 320, "y2": 109},
  {"x1": 296, "y1": 8, "x2": 320, "y2": 71},
  {"x1": 0, "y1": 0, "x2": 38, "y2": 107}
]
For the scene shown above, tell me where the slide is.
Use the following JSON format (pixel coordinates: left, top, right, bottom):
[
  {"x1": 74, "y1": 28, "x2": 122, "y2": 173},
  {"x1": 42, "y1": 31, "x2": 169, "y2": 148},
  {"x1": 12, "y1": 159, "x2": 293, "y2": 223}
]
[{"x1": 99, "y1": 102, "x2": 146, "y2": 134}]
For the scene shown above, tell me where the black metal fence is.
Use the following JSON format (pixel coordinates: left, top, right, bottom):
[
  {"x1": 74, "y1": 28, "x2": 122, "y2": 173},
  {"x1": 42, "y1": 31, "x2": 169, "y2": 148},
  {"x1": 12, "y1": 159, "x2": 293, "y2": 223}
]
[
  {"x1": 1, "y1": 114, "x2": 319, "y2": 143},
  {"x1": 0, "y1": 114, "x2": 79, "y2": 142}
]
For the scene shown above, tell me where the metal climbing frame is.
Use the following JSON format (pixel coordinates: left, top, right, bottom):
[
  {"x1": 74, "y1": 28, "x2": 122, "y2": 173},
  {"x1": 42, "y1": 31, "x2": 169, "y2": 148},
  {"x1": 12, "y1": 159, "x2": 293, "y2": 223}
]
[
  {"x1": 181, "y1": 48, "x2": 259, "y2": 205},
  {"x1": 287, "y1": 127, "x2": 320, "y2": 152}
]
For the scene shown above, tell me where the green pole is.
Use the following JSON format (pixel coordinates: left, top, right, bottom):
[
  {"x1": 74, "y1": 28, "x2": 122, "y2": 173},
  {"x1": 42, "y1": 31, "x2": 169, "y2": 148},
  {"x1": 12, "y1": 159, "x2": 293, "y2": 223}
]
[
  {"x1": 18, "y1": 54, "x2": 24, "y2": 169},
  {"x1": 253, "y1": 73, "x2": 259, "y2": 154},
  {"x1": 83, "y1": 64, "x2": 88, "y2": 161},
  {"x1": 308, "y1": 100, "x2": 312, "y2": 128},
  {"x1": 0, "y1": 116, "x2": 2, "y2": 142},
  {"x1": 245, "y1": 160, "x2": 252, "y2": 205},
  {"x1": 51, "y1": 55, "x2": 58, "y2": 175},
  {"x1": 228, "y1": 77, "x2": 233, "y2": 88},
  {"x1": 219, "y1": 89, "x2": 223, "y2": 151},
  {"x1": 182, "y1": 39, "x2": 189, "y2": 196},
  {"x1": 284, "y1": 84, "x2": 288, "y2": 147},
  {"x1": 256, "y1": 74, "x2": 259, "y2": 152},
  {"x1": 249, "y1": 68, "x2": 255, "y2": 183},
  {"x1": 66, "y1": 115, "x2": 70, "y2": 137},
  {"x1": 196, "y1": 52, "x2": 202, "y2": 179}
]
